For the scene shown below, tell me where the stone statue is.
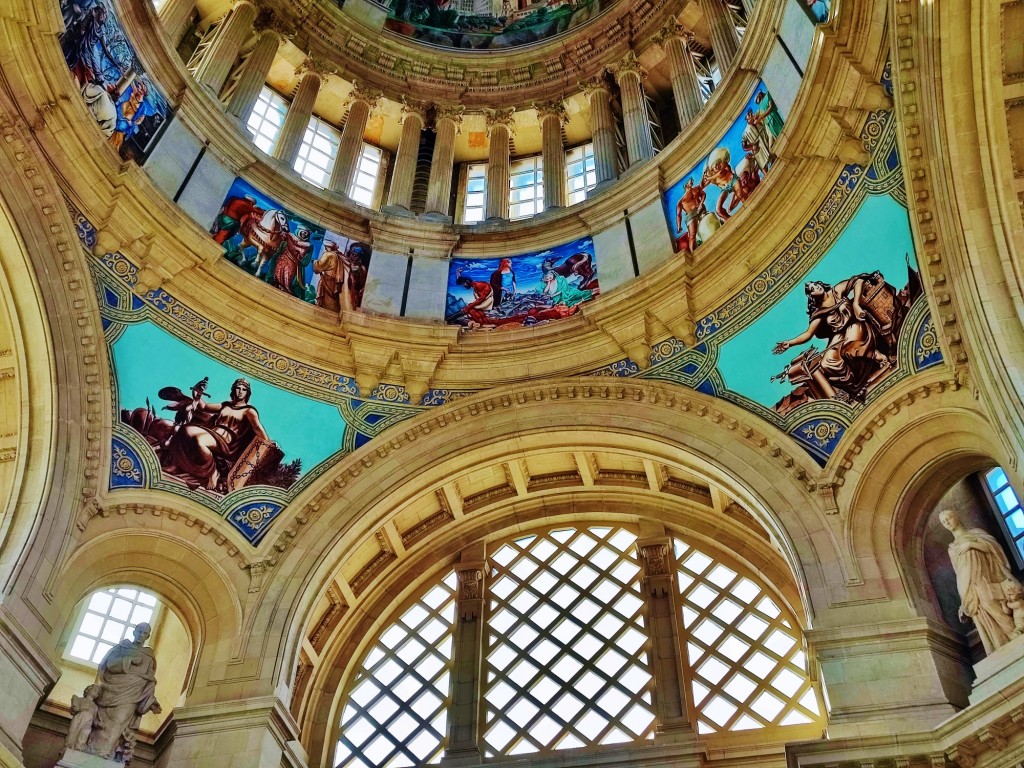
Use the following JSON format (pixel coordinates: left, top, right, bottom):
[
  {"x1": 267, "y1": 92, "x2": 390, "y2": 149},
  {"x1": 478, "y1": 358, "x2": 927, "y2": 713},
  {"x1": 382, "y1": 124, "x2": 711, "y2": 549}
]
[
  {"x1": 940, "y1": 509, "x2": 1024, "y2": 654},
  {"x1": 66, "y1": 622, "x2": 161, "y2": 762}
]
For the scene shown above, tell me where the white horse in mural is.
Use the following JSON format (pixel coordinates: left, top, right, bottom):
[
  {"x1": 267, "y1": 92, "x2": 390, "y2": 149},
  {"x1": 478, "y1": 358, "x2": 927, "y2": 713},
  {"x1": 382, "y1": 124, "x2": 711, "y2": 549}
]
[{"x1": 242, "y1": 208, "x2": 290, "y2": 277}]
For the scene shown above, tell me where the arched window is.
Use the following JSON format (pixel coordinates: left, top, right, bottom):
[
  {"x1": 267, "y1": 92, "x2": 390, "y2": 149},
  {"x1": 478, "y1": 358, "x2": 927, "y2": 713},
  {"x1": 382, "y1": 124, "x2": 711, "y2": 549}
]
[
  {"x1": 66, "y1": 586, "x2": 160, "y2": 666},
  {"x1": 982, "y1": 467, "x2": 1024, "y2": 567},
  {"x1": 333, "y1": 525, "x2": 822, "y2": 767}
]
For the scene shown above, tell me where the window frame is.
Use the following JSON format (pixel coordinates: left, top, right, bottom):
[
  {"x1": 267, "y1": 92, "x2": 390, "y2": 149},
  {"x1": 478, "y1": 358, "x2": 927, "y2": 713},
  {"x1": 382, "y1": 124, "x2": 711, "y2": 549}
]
[
  {"x1": 293, "y1": 115, "x2": 342, "y2": 189},
  {"x1": 981, "y1": 467, "x2": 1024, "y2": 569},
  {"x1": 63, "y1": 586, "x2": 162, "y2": 670},
  {"x1": 565, "y1": 142, "x2": 597, "y2": 206},
  {"x1": 347, "y1": 141, "x2": 389, "y2": 211},
  {"x1": 245, "y1": 86, "x2": 288, "y2": 155},
  {"x1": 459, "y1": 162, "x2": 488, "y2": 225},
  {"x1": 508, "y1": 154, "x2": 545, "y2": 221}
]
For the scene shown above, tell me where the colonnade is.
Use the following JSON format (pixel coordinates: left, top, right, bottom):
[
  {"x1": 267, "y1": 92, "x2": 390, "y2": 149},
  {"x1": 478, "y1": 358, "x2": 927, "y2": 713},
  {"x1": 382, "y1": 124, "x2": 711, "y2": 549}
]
[{"x1": 167, "y1": 0, "x2": 743, "y2": 221}]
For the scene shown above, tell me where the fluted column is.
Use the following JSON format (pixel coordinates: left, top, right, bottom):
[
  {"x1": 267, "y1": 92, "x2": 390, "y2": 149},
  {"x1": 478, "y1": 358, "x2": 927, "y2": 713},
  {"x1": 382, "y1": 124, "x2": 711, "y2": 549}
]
[
  {"x1": 424, "y1": 107, "x2": 462, "y2": 218},
  {"x1": 613, "y1": 53, "x2": 655, "y2": 167},
  {"x1": 583, "y1": 79, "x2": 618, "y2": 185},
  {"x1": 157, "y1": 0, "x2": 195, "y2": 48},
  {"x1": 331, "y1": 85, "x2": 379, "y2": 195},
  {"x1": 192, "y1": 0, "x2": 257, "y2": 94},
  {"x1": 273, "y1": 62, "x2": 327, "y2": 165},
  {"x1": 637, "y1": 537, "x2": 693, "y2": 738},
  {"x1": 699, "y1": 0, "x2": 740, "y2": 70},
  {"x1": 661, "y1": 25, "x2": 703, "y2": 130},
  {"x1": 443, "y1": 557, "x2": 487, "y2": 763},
  {"x1": 484, "y1": 109, "x2": 513, "y2": 221},
  {"x1": 225, "y1": 27, "x2": 281, "y2": 119},
  {"x1": 536, "y1": 101, "x2": 567, "y2": 211},
  {"x1": 386, "y1": 102, "x2": 426, "y2": 211}
]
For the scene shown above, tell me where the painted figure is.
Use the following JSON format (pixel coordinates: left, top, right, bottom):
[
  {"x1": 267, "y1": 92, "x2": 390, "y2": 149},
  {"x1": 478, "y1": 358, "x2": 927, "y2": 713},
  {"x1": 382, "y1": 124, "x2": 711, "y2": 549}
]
[
  {"x1": 940, "y1": 510, "x2": 1023, "y2": 654},
  {"x1": 86, "y1": 623, "x2": 161, "y2": 760},
  {"x1": 453, "y1": 269, "x2": 496, "y2": 327},
  {"x1": 211, "y1": 195, "x2": 262, "y2": 245},
  {"x1": 542, "y1": 270, "x2": 593, "y2": 307},
  {"x1": 755, "y1": 91, "x2": 784, "y2": 143},
  {"x1": 741, "y1": 108, "x2": 773, "y2": 172},
  {"x1": 541, "y1": 252, "x2": 598, "y2": 292},
  {"x1": 273, "y1": 226, "x2": 313, "y2": 295},
  {"x1": 771, "y1": 268, "x2": 918, "y2": 411},
  {"x1": 62, "y1": 3, "x2": 119, "y2": 88},
  {"x1": 490, "y1": 258, "x2": 517, "y2": 307},
  {"x1": 674, "y1": 177, "x2": 713, "y2": 253},
  {"x1": 313, "y1": 240, "x2": 343, "y2": 311},
  {"x1": 338, "y1": 241, "x2": 371, "y2": 311},
  {"x1": 66, "y1": 684, "x2": 102, "y2": 752}
]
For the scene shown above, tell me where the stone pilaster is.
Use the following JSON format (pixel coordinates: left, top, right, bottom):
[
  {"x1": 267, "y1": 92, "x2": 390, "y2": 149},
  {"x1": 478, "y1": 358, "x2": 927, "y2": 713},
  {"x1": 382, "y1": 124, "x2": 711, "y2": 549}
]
[
  {"x1": 660, "y1": 25, "x2": 703, "y2": 130},
  {"x1": 612, "y1": 53, "x2": 655, "y2": 167},
  {"x1": 423, "y1": 106, "x2": 462, "y2": 219},
  {"x1": 442, "y1": 560, "x2": 487, "y2": 765},
  {"x1": 0, "y1": 607, "x2": 60, "y2": 763},
  {"x1": 330, "y1": 85, "x2": 380, "y2": 196},
  {"x1": 157, "y1": 0, "x2": 195, "y2": 48},
  {"x1": 636, "y1": 538, "x2": 693, "y2": 739},
  {"x1": 484, "y1": 109, "x2": 514, "y2": 221},
  {"x1": 698, "y1": 0, "x2": 740, "y2": 70},
  {"x1": 583, "y1": 79, "x2": 618, "y2": 185},
  {"x1": 273, "y1": 61, "x2": 328, "y2": 166},
  {"x1": 386, "y1": 102, "x2": 427, "y2": 212},
  {"x1": 192, "y1": 0, "x2": 258, "y2": 95},
  {"x1": 225, "y1": 27, "x2": 281, "y2": 119},
  {"x1": 536, "y1": 101, "x2": 567, "y2": 211}
]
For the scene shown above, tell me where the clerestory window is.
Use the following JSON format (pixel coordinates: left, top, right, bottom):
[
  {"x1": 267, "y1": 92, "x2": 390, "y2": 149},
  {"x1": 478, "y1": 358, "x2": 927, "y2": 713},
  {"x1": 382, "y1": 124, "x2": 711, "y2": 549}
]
[
  {"x1": 294, "y1": 116, "x2": 341, "y2": 189},
  {"x1": 246, "y1": 86, "x2": 288, "y2": 154},
  {"x1": 983, "y1": 467, "x2": 1024, "y2": 568}
]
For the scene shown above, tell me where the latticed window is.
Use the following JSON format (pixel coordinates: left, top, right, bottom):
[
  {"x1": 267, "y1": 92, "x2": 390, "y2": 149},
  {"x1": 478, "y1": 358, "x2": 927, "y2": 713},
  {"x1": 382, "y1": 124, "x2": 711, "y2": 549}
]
[
  {"x1": 565, "y1": 144, "x2": 597, "y2": 206},
  {"x1": 509, "y1": 155, "x2": 544, "y2": 220},
  {"x1": 294, "y1": 116, "x2": 341, "y2": 189},
  {"x1": 67, "y1": 587, "x2": 159, "y2": 665},
  {"x1": 335, "y1": 573, "x2": 457, "y2": 768},
  {"x1": 246, "y1": 87, "x2": 288, "y2": 154},
  {"x1": 483, "y1": 527, "x2": 655, "y2": 756},
  {"x1": 348, "y1": 143, "x2": 385, "y2": 208},
  {"x1": 462, "y1": 163, "x2": 487, "y2": 224},
  {"x1": 674, "y1": 539, "x2": 820, "y2": 733},
  {"x1": 984, "y1": 467, "x2": 1024, "y2": 567}
]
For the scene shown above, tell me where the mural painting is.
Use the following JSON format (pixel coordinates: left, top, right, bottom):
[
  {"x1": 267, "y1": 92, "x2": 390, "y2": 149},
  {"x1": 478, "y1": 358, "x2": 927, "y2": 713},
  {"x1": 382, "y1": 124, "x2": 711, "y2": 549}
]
[
  {"x1": 59, "y1": 0, "x2": 170, "y2": 163},
  {"x1": 801, "y1": 0, "x2": 830, "y2": 23},
  {"x1": 385, "y1": 0, "x2": 613, "y2": 49},
  {"x1": 445, "y1": 238, "x2": 598, "y2": 329},
  {"x1": 113, "y1": 322, "x2": 347, "y2": 496},
  {"x1": 663, "y1": 83, "x2": 784, "y2": 254},
  {"x1": 211, "y1": 178, "x2": 373, "y2": 311},
  {"x1": 716, "y1": 194, "x2": 924, "y2": 415}
]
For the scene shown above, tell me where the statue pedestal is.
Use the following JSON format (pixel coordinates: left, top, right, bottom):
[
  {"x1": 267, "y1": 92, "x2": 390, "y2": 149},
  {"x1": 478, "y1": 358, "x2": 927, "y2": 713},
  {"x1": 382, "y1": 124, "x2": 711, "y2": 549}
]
[
  {"x1": 969, "y1": 634, "x2": 1024, "y2": 704},
  {"x1": 57, "y1": 749, "x2": 121, "y2": 768}
]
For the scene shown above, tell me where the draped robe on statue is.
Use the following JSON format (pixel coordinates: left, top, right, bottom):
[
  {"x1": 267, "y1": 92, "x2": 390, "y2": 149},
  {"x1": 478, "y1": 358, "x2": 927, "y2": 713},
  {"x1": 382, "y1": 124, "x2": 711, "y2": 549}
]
[
  {"x1": 948, "y1": 527, "x2": 1018, "y2": 654},
  {"x1": 87, "y1": 639, "x2": 159, "y2": 758}
]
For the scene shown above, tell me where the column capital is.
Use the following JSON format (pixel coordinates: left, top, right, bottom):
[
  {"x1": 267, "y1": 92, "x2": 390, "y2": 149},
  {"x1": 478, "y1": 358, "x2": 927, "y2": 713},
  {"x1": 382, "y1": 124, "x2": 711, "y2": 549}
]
[
  {"x1": 611, "y1": 50, "x2": 646, "y2": 81},
  {"x1": 579, "y1": 76, "x2": 613, "y2": 101},
  {"x1": 252, "y1": 3, "x2": 293, "y2": 35},
  {"x1": 298, "y1": 52, "x2": 336, "y2": 80},
  {"x1": 656, "y1": 20, "x2": 694, "y2": 45},
  {"x1": 434, "y1": 104, "x2": 465, "y2": 129},
  {"x1": 484, "y1": 107, "x2": 516, "y2": 134},
  {"x1": 533, "y1": 99, "x2": 567, "y2": 126},
  {"x1": 454, "y1": 562, "x2": 487, "y2": 621},
  {"x1": 399, "y1": 97, "x2": 428, "y2": 122},
  {"x1": 637, "y1": 537, "x2": 674, "y2": 577},
  {"x1": 346, "y1": 82, "x2": 382, "y2": 111}
]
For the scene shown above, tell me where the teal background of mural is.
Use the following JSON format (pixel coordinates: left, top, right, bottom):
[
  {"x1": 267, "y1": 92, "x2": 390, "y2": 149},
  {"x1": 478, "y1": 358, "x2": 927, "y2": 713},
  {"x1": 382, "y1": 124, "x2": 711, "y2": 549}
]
[
  {"x1": 717, "y1": 194, "x2": 917, "y2": 409},
  {"x1": 112, "y1": 321, "x2": 347, "y2": 470}
]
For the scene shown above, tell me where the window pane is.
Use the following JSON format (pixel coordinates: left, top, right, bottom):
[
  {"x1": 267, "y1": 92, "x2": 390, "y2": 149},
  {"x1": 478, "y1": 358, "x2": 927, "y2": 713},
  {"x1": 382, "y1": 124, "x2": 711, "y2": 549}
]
[
  {"x1": 67, "y1": 587, "x2": 160, "y2": 667},
  {"x1": 245, "y1": 87, "x2": 288, "y2": 156}
]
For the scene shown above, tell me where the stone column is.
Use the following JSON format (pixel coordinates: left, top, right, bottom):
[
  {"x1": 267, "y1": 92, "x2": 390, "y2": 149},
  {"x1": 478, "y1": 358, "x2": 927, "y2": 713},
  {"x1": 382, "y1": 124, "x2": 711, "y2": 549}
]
[
  {"x1": 613, "y1": 52, "x2": 656, "y2": 167},
  {"x1": 273, "y1": 63, "x2": 327, "y2": 166},
  {"x1": 661, "y1": 25, "x2": 703, "y2": 130},
  {"x1": 224, "y1": 27, "x2": 281, "y2": 119},
  {"x1": 443, "y1": 558, "x2": 487, "y2": 764},
  {"x1": 637, "y1": 538, "x2": 692, "y2": 738},
  {"x1": 699, "y1": 0, "x2": 740, "y2": 71},
  {"x1": 424, "y1": 106, "x2": 462, "y2": 219},
  {"x1": 536, "y1": 101, "x2": 567, "y2": 211},
  {"x1": 385, "y1": 102, "x2": 426, "y2": 212},
  {"x1": 484, "y1": 109, "x2": 514, "y2": 221},
  {"x1": 157, "y1": 0, "x2": 195, "y2": 48},
  {"x1": 192, "y1": 0, "x2": 258, "y2": 95},
  {"x1": 583, "y1": 79, "x2": 618, "y2": 186},
  {"x1": 331, "y1": 85, "x2": 380, "y2": 196}
]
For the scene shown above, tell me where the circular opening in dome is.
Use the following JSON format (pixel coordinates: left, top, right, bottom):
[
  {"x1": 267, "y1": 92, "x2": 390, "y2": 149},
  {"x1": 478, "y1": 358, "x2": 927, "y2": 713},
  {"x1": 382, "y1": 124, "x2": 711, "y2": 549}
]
[{"x1": 382, "y1": 0, "x2": 617, "y2": 50}]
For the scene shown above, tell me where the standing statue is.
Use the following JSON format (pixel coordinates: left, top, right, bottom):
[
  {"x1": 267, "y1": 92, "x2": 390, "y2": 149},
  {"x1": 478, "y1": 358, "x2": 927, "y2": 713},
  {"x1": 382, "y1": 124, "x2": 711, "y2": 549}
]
[
  {"x1": 940, "y1": 510, "x2": 1024, "y2": 654},
  {"x1": 65, "y1": 622, "x2": 161, "y2": 762}
]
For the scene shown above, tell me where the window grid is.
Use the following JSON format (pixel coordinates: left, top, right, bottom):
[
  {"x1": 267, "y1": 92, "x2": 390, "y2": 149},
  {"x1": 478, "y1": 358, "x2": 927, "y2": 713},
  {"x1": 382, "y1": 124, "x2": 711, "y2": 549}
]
[
  {"x1": 294, "y1": 116, "x2": 341, "y2": 189},
  {"x1": 67, "y1": 587, "x2": 159, "y2": 666},
  {"x1": 566, "y1": 144, "x2": 597, "y2": 206},
  {"x1": 246, "y1": 87, "x2": 288, "y2": 154},
  {"x1": 509, "y1": 156, "x2": 544, "y2": 220},
  {"x1": 674, "y1": 539, "x2": 821, "y2": 734},
  {"x1": 463, "y1": 163, "x2": 487, "y2": 224},
  {"x1": 335, "y1": 573, "x2": 458, "y2": 768},
  {"x1": 984, "y1": 467, "x2": 1024, "y2": 567},
  {"x1": 482, "y1": 526, "x2": 656, "y2": 757},
  {"x1": 348, "y1": 143, "x2": 384, "y2": 208}
]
